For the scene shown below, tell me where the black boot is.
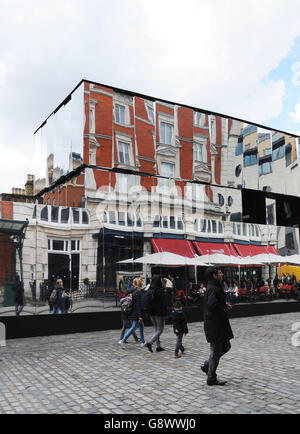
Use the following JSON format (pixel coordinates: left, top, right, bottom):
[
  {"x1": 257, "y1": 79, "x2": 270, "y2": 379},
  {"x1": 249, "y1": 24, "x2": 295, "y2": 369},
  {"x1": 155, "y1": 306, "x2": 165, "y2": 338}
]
[{"x1": 207, "y1": 378, "x2": 227, "y2": 386}]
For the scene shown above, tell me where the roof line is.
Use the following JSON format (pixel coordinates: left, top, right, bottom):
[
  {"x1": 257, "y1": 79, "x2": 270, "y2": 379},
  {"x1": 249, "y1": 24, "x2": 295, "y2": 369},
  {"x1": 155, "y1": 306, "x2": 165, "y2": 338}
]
[{"x1": 34, "y1": 78, "x2": 299, "y2": 138}]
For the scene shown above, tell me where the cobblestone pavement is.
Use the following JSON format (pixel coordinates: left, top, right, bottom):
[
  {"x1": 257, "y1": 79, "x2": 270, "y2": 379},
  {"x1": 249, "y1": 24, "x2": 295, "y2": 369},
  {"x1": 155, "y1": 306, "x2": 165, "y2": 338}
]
[{"x1": 0, "y1": 312, "x2": 299, "y2": 414}]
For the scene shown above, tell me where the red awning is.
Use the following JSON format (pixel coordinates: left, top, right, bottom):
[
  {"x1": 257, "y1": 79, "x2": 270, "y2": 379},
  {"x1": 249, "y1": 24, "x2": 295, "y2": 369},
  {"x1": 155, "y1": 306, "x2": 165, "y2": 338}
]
[
  {"x1": 233, "y1": 243, "x2": 279, "y2": 257},
  {"x1": 151, "y1": 239, "x2": 196, "y2": 258},
  {"x1": 193, "y1": 241, "x2": 239, "y2": 256}
]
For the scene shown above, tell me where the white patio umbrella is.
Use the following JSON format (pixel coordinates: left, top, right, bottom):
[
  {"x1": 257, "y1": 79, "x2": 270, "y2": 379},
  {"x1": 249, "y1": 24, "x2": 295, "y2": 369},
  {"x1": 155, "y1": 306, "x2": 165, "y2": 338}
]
[
  {"x1": 117, "y1": 257, "x2": 135, "y2": 264},
  {"x1": 284, "y1": 254, "x2": 300, "y2": 265},
  {"x1": 193, "y1": 253, "x2": 245, "y2": 266},
  {"x1": 250, "y1": 253, "x2": 285, "y2": 265},
  {"x1": 134, "y1": 251, "x2": 197, "y2": 266}
]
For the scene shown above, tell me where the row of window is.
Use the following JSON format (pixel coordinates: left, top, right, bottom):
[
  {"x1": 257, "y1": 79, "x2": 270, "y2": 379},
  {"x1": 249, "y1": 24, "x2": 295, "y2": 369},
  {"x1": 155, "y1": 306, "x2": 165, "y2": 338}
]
[
  {"x1": 34, "y1": 206, "x2": 89, "y2": 225},
  {"x1": 48, "y1": 238, "x2": 81, "y2": 252},
  {"x1": 194, "y1": 219, "x2": 224, "y2": 235},
  {"x1": 114, "y1": 103, "x2": 205, "y2": 129},
  {"x1": 237, "y1": 145, "x2": 291, "y2": 168},
  {"x1": 233, "y1": 223, "x2": 260, "y2": 238},
  {"x1": 153, "y1": 215, "x2": 184, "y2": 231},
  {"x1": 103, "y1": 211, "x2": 142, "y2": 228}
]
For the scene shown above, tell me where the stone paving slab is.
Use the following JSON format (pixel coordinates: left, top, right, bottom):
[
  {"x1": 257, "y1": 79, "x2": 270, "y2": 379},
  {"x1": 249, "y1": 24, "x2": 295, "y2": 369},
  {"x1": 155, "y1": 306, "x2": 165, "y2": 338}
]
[{"x1": 0, "y1": 312, "x2": 300, "y2": 414}]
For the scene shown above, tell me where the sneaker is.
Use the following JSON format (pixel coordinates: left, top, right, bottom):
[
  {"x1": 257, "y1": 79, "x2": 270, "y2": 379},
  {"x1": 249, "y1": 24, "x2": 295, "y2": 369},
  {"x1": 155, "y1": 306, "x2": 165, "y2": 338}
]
[
  {"x1": 156, "y1": 347, "x2": 165, "y2": 352},
  {"x1": 140, "y1": 342, "x2": 146, "y2": 348},
  {"x1": 146, "y1": 343, "x2": 153, "y2": 353},
  {"x1": 181, "y1": 346, "x2": 185, "y2": 354},
  {"x1": 174, "y1": 353, "x2": 181, "y2": 358},
  {"x1": 118, "y1": 340, "x2": 126, "y2": 349}
]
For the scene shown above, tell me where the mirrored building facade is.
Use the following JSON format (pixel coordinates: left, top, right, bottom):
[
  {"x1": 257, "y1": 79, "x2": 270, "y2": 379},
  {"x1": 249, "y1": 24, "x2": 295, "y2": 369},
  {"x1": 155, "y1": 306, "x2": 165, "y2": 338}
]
[{"x1": 1, "y1": 79, "x2": 300, "y2": 316}]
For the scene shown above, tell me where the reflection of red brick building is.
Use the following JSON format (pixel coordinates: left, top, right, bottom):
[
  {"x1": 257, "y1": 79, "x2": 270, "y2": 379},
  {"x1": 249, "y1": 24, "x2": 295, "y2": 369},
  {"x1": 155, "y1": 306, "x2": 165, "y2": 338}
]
[{"x1": 43, "y1": 81, "x2": 232, "y2": 208}]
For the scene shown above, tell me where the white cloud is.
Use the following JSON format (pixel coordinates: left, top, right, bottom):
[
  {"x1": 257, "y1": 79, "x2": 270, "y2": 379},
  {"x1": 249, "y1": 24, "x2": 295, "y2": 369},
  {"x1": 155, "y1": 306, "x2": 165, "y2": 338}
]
[
  {"x1": 1, "y1": 0, "x2": 300, "y2": 192},
  {"x1": 289, "y1": 99, "x2": 300, "y2": 123}
]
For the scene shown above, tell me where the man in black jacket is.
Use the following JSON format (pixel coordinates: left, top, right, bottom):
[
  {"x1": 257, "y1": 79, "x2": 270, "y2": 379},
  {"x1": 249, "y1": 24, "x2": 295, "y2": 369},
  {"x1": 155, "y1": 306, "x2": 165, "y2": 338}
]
[
  {"x1": 201, "y1": 266, "x2": 234, "y2": 386},
  {"x1": 12, "y1": 274, "x2": 24, "y2": 316}
]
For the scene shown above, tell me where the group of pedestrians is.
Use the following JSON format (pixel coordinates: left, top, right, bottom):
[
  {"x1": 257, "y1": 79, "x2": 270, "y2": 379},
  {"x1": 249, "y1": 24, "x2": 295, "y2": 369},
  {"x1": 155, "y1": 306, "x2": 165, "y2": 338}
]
[
  {"x1": 118, "y1": 266, "x2": 234, "y2": 386},
  {"x1": 47, "y1": 279, "x2": 71, "y2": 314},
  {"x1": 118, "y1": 274, "x2": 189, "y2": 358},
  {"x1": 118, "y1": 275, "x2": 173, "y2": 354}
]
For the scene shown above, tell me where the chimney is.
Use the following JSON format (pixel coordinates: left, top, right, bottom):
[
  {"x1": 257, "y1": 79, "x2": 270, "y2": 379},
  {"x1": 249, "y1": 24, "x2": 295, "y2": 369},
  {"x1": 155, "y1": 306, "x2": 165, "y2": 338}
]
[{"x1": 25, "y1": 174, "x2": 34, "y2": 196}]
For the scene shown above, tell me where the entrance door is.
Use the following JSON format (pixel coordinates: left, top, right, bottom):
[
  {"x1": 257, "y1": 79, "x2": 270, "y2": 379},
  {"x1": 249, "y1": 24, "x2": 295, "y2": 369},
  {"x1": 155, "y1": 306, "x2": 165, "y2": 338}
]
[
  {"x1": 71, "y1": 253, "x2": 80, "y2": 291},
  {"x1": 48, "y1": 253, "x2": 70, "y2": 289}
]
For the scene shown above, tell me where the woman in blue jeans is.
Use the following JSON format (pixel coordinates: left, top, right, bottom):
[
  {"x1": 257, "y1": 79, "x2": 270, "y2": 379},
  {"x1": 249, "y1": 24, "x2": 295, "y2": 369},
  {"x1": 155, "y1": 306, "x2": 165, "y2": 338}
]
[{"x1": 118, "y1": 277, "x2": 145, "y2": 348}]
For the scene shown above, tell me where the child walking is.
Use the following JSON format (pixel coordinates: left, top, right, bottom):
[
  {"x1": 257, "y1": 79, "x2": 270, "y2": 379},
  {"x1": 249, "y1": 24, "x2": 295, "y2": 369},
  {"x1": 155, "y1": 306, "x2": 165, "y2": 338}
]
[{"x1": 170, "y1": 301, "x2": 189, "y2": 358}]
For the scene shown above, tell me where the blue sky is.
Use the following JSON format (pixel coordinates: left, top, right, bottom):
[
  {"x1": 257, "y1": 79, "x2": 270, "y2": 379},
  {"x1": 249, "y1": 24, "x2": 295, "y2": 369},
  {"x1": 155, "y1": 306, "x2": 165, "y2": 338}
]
[
  {"x1": 266, "y1": 35, "x2": 300, "y2": 135},
  {"x1": 0, "y1": 0, "x2": 300, "y2": 193}
]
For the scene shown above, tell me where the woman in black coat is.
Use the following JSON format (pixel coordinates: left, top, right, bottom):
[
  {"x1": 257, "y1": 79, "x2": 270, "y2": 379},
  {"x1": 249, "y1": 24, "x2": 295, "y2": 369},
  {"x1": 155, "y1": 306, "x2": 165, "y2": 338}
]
[
  {"x1": 145, "y1": 275, "x2": 168, "y2": 353},
  {"x1": 201, "y1": 267, "x2": 234, "y2": 386}
]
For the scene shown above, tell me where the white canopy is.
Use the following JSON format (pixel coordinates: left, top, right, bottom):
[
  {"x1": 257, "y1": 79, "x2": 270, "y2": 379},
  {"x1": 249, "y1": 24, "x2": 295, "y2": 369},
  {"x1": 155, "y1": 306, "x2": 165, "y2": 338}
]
[
  {"x1": 118, "y1": 252, "x2": 209, "y2": 266},
  {"x1": 193, "y1": 253, "x2": 246, "y2": 266},
  {"x1": 284, "y1": 254, "x2": 300, "y2": 265},
  {"x1": 250, "y1": 253, "x2": 286, "y2": 264}
]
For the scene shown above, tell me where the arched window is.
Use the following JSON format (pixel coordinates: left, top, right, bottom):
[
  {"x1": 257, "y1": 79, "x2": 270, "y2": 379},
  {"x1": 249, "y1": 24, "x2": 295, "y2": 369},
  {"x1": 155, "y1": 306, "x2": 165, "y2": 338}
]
[
  {"x1": 177, "y1": 217, "x2": 183, "y2": 230},
  {"x1": 41, "y1": 206, "x2": 48, "y2": 221},
  {"x1": 61, "y1": 208, "x2": 70, "y2": 224},
  {"x1": 136, "y1": 214, "x2": 142, "y2": 227},
  {"x1": 82, "y1": 210, "x2": 89, "y2": 225}
]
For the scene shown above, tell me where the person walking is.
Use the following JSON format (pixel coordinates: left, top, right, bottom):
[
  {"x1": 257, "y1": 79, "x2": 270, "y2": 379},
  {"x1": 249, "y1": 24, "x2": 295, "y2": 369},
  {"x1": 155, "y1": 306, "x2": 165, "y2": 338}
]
[
  {"x1": 118, "y1": 277, "x2": 146, "y2": 348},
  {"x1": 119, "y1": 289, "x2": 140, "y2": 344},
  {"x1": 145, "y1": 274, "x2": 168, "y2": 353},
  {"x1": 201, "y1": 266, "x2": 234, "y2": 386},
  {"x1": 60, "y1": 289, "x2": 71, "y2": 313},
  {"x1": 12, "y1": 274, "x2": 24, "y2": 316},
  {"x1": 169, "y1": 301, "x2": 188, "y2": 358},
  {"x1": 50, "y1": 279, "x2": 64, "y2": 314}
]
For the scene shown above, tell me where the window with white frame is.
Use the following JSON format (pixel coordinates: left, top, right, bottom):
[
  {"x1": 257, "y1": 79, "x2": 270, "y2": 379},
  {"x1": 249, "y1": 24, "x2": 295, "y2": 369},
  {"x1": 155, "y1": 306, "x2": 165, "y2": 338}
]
[
  {"x1": 159, "y1": 162, "x2": 175, "y2": 192},
  {"x1": 89, "y1": 109, "x2": 95, "y2": 133},
  {"x1": 152, "y1": 215, "x2": 184, "y2": 231},
  {"x1": 104, "y1": 211, "x2": 142, "y2": 228},
  {"x1": 71, "y1": 239, "x2": 81, "y2": 251},
  {"x1": 115, "y1": 104, "x2": 125, "y2": 124},
  {"x1": 194, "y1": 111, "x2": 204, "y2": 127},
  {"x1": 160, "y1": 122, "x2": 173, "y2": 145},
  {"x1": 194, "y1": 143, "x2": 203, "y2": 162},
  {"x1": 146, "y1": 105, "x2": 155, "y2": 124},
  {"x1": 118, "y1": 141, "x2": 131, "y2": 165},
  {"x1": 161, "y1": 162, "x2": 174, "y2": 178},
  {"x1": 117, "y1": 173, "x2": 128, "y2": 193}
]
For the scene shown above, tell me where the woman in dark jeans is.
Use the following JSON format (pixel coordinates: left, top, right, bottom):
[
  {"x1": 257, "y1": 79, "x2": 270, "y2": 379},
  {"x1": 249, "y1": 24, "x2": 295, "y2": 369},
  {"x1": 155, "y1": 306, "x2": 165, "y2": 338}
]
[{"x1": 146, "y1": 275, "x2": 168, "y2": 353}]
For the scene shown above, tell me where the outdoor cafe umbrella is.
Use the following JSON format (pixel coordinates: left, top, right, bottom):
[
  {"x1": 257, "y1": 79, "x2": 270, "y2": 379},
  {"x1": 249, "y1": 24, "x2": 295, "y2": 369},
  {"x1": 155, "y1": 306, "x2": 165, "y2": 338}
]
[
  {"x1": 193, "y1": 253, "x2": 246, "y2": 266},
  {"x1": 134, "y1": 251, "x2": 201, "y2": 266},
  {"x1": 250, "y1": 253, "x2": 287, "y2": 265},
  {"x1": 284, "y1": 254, "x2": 300, "y2": 265},
  {"x1": 117, "y1": 252, "x2": 205, "y2": 266}
]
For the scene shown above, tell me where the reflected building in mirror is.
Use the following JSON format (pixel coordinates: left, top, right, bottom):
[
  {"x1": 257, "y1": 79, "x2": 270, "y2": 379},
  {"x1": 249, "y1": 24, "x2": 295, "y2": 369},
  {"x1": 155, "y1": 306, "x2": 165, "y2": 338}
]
[{"x1": 1, "y1": 79, "x2": 300, "y2": 312}]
